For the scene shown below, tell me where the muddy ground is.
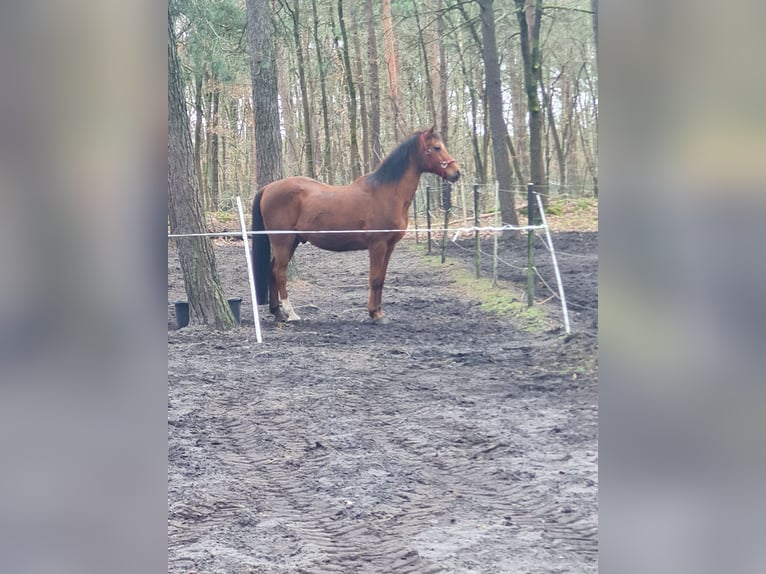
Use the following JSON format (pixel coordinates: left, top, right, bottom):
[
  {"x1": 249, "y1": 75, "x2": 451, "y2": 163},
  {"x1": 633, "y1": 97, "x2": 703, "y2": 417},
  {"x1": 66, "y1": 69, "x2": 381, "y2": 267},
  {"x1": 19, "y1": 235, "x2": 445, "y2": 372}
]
[{"x1": 168, "y1": 231, "x2": 598, "y2": 573}]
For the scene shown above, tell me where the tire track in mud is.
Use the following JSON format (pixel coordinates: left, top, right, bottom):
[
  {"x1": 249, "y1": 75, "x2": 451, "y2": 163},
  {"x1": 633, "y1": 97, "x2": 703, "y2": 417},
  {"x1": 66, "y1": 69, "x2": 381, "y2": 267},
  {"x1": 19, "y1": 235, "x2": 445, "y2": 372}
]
[
  {"x1": 171, "y1": 374, "x2": 447, "y2": 573},
  {"x1": 169, "y1": 362, "x2": 596, "y2": 572},
  {"x1": 168, "y1": 241, "x2": 598, "y2": 573},
  {"x1": 340, "y1": 372, "x2": 597, "y2": 567}
]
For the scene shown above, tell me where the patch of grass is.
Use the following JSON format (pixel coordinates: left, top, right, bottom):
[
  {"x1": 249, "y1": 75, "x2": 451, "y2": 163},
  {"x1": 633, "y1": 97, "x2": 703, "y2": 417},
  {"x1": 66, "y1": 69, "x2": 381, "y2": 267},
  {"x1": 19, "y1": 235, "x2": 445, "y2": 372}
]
[
  {"x1": 543, "y1": 196, "x2": 598, "y2": 232},
  {"x1": 408, "y1": 242, "x2": 554, "y2": 334},
  {"x1": 457, "y1": 274, "x2": 551, "y2": 332},
  {"x1": 212, "y1": 211, "x2": 235, "y2": 222},
  {"x1": 541, "y1": 202, "x2": 564, "y2": 216},
  {"x1": 514, "y1": 196, "x2": 596, "y2": 230},
  {"x1": 205, "y1": 210, "x2": 243, "y2": 234},
  {"x1": 549, "y1": 196, "x2": 597, "y2": 213}
]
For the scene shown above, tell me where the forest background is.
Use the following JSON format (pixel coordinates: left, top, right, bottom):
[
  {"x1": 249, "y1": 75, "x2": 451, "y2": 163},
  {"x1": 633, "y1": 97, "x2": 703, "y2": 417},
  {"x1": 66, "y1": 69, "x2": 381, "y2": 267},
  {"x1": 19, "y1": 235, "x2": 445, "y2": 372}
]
[{"x1": 171, "y1": 0, "x2": 597, "y2": 227}]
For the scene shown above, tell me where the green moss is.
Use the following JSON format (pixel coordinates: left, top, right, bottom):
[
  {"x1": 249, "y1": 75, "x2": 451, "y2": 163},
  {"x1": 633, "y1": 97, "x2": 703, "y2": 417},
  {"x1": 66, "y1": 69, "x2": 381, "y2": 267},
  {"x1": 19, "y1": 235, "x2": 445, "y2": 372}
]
[
  {"x1": 213, "y1": 211, "x2": 235, "y2": 222},
  {"x1": 408, "y1": 242, "x2": 553, "y2": 334},
  {"x1": 576, "y1": 197, "x2": 595, "y2": 211},
  {"x1": 546, "y1": 196, "x2": 598, "y2": 215},
  {"x1": 543, "y1": 203, "x2": 564, "y2": 216}
]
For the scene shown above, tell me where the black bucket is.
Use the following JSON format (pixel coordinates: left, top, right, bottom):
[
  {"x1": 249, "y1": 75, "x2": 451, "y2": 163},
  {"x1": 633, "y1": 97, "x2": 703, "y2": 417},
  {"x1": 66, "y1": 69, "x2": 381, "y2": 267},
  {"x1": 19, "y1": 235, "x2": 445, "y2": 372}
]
[
  {"x1": 174, "y1": 301, "x2": 189, "y2": 329},
  {"x1": 173, "y1": 298, "x2": 241, "y2": 329},
  {"x1": 227, "y1": 297, "x2": 242, "y2": 325}
]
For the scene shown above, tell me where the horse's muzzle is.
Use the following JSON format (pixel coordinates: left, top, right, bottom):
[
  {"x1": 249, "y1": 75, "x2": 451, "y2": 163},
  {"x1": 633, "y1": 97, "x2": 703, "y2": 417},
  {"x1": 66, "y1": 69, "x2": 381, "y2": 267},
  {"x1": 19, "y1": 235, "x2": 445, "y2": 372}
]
[
  {"x1": 445, "y1": 169, "x2": 461, "y2": 183},
  {"x1": 436, "y1": 158, "x2": 460, "y2": 183}
]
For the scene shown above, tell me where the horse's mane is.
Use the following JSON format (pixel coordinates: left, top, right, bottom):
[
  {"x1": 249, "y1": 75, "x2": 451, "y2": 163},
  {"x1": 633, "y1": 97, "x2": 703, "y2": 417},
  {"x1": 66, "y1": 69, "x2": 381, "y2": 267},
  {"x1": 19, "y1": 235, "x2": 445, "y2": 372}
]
[{"x1": 365, "y1": 132, "x2": 421, "y2": 186}]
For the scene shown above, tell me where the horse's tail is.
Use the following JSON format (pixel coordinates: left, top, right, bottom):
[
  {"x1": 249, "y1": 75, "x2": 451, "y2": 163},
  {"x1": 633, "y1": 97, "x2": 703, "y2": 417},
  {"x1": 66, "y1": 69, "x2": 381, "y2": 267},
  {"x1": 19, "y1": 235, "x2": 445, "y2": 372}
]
[{"x1": 251, "y1": 188, "x2": 271, "y2": 305}]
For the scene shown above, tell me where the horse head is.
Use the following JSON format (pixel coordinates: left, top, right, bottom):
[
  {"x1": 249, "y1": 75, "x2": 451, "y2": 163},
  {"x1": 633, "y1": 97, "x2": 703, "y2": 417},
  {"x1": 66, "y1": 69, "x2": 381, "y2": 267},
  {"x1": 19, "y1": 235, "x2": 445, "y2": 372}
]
[{"x1": 419, "y1": 127, "x2": 461, "y2": 183}]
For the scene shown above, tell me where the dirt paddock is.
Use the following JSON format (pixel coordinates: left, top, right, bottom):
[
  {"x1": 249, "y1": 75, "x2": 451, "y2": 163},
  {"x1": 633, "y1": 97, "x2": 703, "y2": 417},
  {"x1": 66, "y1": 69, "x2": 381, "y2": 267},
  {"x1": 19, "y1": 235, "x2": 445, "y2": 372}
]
[{"x1": 168, "y1": 231, "x2": 598, "y2": 573}]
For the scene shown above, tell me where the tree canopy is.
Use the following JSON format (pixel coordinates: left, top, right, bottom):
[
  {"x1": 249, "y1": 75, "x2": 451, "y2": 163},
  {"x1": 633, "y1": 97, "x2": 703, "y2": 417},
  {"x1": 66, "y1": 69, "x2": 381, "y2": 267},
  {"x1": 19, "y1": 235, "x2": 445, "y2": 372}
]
[{"x1": 170, "y1": 0, "x2": 597, "y2": 213}]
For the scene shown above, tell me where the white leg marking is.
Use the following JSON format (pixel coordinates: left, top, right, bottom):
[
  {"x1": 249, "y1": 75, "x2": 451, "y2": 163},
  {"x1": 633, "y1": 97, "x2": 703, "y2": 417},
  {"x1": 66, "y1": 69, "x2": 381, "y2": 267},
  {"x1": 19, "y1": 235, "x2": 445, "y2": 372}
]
[{"x1": 279, "y1": 298, "x2": 301, "y2": 322}]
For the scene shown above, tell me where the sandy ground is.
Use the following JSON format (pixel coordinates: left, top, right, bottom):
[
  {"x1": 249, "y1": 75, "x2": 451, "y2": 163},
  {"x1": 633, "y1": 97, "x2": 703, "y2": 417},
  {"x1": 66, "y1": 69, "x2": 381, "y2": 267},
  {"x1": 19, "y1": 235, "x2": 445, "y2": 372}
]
[{"x1": 168, "y1": 231, "x2": 598, "y2": 573}]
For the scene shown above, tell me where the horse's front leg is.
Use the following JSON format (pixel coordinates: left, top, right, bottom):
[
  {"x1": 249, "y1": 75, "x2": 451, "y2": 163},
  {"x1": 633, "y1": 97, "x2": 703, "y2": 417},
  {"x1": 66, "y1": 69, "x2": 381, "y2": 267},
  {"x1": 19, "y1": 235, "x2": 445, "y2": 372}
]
[
  {"x1": 368, "y1": 240, "x2": 397, "y2": 324},
  {"x1": 367, "y1": 241, "x2": 388, "y2": 323}
]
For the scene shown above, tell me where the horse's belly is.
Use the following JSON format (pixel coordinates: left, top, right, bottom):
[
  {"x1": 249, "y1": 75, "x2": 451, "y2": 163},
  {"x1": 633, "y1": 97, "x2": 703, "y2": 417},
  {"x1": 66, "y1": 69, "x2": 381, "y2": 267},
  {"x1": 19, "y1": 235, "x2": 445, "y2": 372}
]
[{"x1": 304, "y1": 232, "x2": 369, "y2": 252}]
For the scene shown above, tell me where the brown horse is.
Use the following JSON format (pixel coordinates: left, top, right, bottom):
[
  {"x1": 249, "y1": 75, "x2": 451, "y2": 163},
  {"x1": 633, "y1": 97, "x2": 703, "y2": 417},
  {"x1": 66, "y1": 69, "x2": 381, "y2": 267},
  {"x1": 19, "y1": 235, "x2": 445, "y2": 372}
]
[{"x1": 251, "y1": 127, "x2": 460, "y2": 323}]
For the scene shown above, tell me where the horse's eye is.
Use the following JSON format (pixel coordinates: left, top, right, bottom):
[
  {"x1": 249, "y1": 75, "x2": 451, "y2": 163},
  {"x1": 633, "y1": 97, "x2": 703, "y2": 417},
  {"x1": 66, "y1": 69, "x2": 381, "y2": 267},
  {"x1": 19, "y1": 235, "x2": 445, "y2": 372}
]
[{"x1": 433, "y1": 146, "x2": 441, "y2": 151}]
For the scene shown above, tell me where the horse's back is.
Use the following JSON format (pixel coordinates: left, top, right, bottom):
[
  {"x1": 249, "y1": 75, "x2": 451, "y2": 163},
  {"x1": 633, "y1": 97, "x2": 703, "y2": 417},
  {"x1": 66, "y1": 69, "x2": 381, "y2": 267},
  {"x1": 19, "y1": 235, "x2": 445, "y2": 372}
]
[
  {"x1": 261, "y1": 177, "x2": 321, "y2": 221},
  {"x1": 263, "y1": 176, "x2": 366, "y2": 214},
  {"x1": 263, "y1": 176, "x2": 331, "y2": 199}
]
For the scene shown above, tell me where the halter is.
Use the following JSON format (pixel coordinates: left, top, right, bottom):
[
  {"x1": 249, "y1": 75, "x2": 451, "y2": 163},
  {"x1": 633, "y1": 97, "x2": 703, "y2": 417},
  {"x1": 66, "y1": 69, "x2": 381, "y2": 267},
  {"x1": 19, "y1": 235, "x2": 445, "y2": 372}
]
[{"x1": 435, "y1": 158, "x2": 456, "y2": 180}]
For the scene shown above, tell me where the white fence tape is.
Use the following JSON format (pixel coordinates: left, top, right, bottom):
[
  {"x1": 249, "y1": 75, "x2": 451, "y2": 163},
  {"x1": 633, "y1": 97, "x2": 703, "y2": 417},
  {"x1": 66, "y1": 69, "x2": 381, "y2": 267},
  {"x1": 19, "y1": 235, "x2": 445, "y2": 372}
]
[
  {"x1": 168, "y1": 193, "x2": 573, "y2": 336},
  {"x1": 168, "y1": 224, "x2": 546, "y2": 239}
]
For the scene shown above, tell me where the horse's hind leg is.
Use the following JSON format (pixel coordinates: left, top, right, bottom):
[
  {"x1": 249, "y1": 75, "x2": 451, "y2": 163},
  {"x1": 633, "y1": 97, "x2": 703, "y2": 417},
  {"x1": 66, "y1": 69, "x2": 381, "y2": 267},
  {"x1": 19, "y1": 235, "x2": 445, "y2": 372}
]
[
  {"x1": 270, "y1": 235, "x2": 301, "y2": 322},
  {"x1": 268, "y1": 257, "x2": 283, "y2": 319}
]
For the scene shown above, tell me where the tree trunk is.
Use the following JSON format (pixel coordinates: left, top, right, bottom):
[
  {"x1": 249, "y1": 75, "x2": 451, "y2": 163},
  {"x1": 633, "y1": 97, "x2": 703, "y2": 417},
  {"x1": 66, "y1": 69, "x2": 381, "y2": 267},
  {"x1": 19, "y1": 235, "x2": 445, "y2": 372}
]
[
  {"x1": 381, "y1": 0, "x2": 403, "y2": 141},
  {"x1": 227, "y1": 98, "x2": 241, "y2": 198},
  {"x1": 591, "y1": 0, "x2": 598, "y2": 66},
  {"x1": 204, "y1": 87, "x2": 213, "y2": 207},
  {"x1": 481, "y1": 86, "x2": 491, "y2": 185},
  {"x1": 221, "y1": 111, "x2": 227, "y2": 201},
  {"x1": 246, "y1": 0, "x2": 283, "y2": 188},
  {"x1": 478, "y1": 0, "x2": 518, "y2": 227},
  {"x1": 365, "y1": 0, "x2": 382, "y2": 168},
  {"x1": 276, "y1": 44, "x2": 298, "y2": 172},
  {"x1": 516, "y1": 0, "x2": 546, "y2": 217},
  {"x1": 242, "y1": 95, "x2": 253, "y2": 192},
  {"x1": 509, "y1": 41, "x2": 529, "y2": 180},
  {"x1": 209, "y1": 87, "x2": 220, "y2": 210},
  {"x1": 505, "y1": 132, "x2": 525, "y2": 187},
  {"x1": 472, "y1": 117, "x2": 485, "y2": 184},
  {"x1": 458, "y1": 47, "x2": 485, "y2": 184},
  {"x1": 541, "y1": 67, "x2": 565, "y2": 188},
  {"x1": 168, "y1": 7, "x2": 236, "y2": 330},
  {"x1": 561, "y1": 62, "x2": 572, "y2": 186},
  {"x1": 289, "y1": 0, "x2": 316, "y2": 179},
  {"x1": 590, "y1": 0, "x2": 598, "y2": 196},
  {"x1": 437, "y1": 4, "x2": 449, "y2": 147},
  {"x1": 562, "y1": 58, "x2": 580, "y2": 191},
  {"x1": 193, "y1": 72, "x2": 207, "y2": 205},
  {"x1": 579, "y1": 60, "x2": 598, "y2": 189},
  {"x1": 337, "y1": 0, "x2": 361, "y2": 180},
  {"x1": 578, "y1": 106, "x2": 597, "y2": 195},
  {"x1": 455, "y1": 0, "x2": 485, "y2": 172},
  {"x1": 351, "y1": 4, "x2": 370, "y2": 174},
  {"x1": 311, "y1": 0, "x2": 333, "y2": 182},
  {"x1": 414, "y1": 5, "x2": 437, "y2": 127}
]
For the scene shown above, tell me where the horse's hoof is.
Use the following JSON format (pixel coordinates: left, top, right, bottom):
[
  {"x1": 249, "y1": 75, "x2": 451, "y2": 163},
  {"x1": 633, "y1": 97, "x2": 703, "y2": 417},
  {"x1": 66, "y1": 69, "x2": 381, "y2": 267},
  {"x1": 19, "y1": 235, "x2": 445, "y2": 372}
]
[
  {"x1": 373, "y1": 315, "x2": 390, "y2": 325},
  {"x1": 286, "y1": 314, "x2": 301, "y2": 322},
  {"x1": 273, "y1": 310, "x2": 289, "y2": 323}
]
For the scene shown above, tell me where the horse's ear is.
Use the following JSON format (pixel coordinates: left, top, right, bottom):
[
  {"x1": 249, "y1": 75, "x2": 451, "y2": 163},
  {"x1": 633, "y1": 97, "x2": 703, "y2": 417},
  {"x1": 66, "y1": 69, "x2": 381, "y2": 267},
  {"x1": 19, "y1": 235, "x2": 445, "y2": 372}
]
[{"x1": 425, "y1": 126, "x2": 435, "y2": 136}]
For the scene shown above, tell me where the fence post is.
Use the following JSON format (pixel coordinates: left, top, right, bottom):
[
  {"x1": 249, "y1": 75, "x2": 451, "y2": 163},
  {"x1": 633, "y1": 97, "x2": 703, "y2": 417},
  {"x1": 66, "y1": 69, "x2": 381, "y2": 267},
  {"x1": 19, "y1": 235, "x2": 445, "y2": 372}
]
[
  {"x1": 413, "y1": 185, "x2": 419, "y2": 244},
  {"x1": 426, "y1": 184, "x2": 432, "y2": 254},
  {"x1": 473, "y1": 184, "x2": 480, "y2": 279},
  {"x1": 535, "y1": 192, "x2": 571, "y2": 334},
  {"x1": 527, "y1": 183, "x2": 535, "y2": 307},
  {"x1": 235, "y1": 196, "x2": 263, "y2": 343},
  {"x1": 441, "y1": 182, "x2": 451, "y2": 264}
]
